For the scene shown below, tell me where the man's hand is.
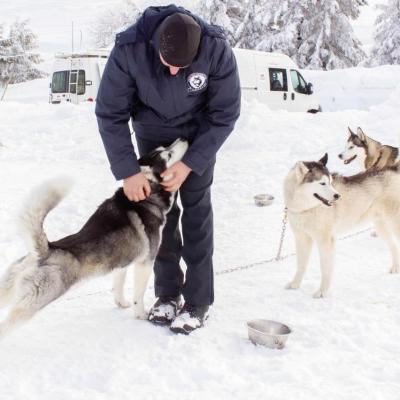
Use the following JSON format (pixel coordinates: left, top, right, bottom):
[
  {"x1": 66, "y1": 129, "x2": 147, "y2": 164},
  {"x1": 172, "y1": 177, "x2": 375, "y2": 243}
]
[
  {"x1": 123, "y1": 172, "x2": 151, "y2": 202},
  {"x1": 161, "y1": 161, "x2": 192, "y2": 192}
]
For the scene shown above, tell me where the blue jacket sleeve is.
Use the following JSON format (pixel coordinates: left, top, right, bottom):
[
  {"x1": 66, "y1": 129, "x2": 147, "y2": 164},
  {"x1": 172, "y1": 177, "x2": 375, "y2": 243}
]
[
  {"x1": 181, "y1": 39, "x2": 241, "y2": 175},
  {"x1": 95, "y1": 45, "x2": 140, "y2": 181}
]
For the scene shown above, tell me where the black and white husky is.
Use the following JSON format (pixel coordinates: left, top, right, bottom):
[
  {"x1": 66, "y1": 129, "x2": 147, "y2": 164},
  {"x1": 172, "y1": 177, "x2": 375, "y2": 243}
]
[{"x1": 0, "y1": 138, "x2": 188, "y2": 338}]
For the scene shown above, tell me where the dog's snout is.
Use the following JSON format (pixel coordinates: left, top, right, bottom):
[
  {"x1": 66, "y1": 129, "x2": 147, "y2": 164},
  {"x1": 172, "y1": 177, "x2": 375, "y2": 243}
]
[
  {"x1": 338, "y1": 154, "x2": 343, "y2": 159},
  {"x1": 334, "y1": 193, "x2": 341, "y2": 200}
]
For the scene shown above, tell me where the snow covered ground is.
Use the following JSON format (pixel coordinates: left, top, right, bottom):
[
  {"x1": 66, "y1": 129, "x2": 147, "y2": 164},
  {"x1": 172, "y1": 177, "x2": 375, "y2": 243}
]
[{"x1": 1, "y1": 64, "x2": 400, "y2": 399}]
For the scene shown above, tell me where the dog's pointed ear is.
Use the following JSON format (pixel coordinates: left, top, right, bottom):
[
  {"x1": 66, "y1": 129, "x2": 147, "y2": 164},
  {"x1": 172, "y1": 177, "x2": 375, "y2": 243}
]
[
  {"x1": 348, "y1": 127, "x2": 355, "y2": 137},
  {"x1": 294, "y1": 161, "x2": 309, "y2": 183},
  {"x1": 319, "y1": 153, "x2": 328, "y2": 166},
  {"x1": 357, "y1": 127, "x2": 366, "y2": 142}
]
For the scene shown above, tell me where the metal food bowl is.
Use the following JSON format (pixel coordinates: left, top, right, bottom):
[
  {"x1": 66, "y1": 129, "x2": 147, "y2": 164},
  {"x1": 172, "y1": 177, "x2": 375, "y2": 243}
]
[
  {"x1": 247, "y1": 319, "x2": 292, "y2": 349},
  {"x1": 254, "y1": 194, "x2": 274, "y2": 207}
]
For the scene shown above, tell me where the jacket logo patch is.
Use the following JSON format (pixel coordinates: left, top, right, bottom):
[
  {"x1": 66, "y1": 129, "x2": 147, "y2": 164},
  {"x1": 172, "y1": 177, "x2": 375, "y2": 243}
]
[{"x1": 187, "y1": 73, "x2": 207, "y2": 93}]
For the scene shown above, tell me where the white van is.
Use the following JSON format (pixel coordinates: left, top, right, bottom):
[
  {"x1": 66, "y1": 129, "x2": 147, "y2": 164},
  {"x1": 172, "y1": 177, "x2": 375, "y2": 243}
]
[
  {"x1": 233, "y1": 48, "x2": 321, "y2": 112},
  {"x1": 49, "y1": 48, "x2": 320, "y2": 112},
  {"x1": 49, "y1": 49, "x2": 109, "y2": 104}
]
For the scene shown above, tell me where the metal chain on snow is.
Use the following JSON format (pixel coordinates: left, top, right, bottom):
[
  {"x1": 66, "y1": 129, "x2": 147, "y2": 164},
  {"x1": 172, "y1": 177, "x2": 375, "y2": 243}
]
[
  {"x1": 215, "y1": 207, "x2": 290, "y2": 276},
  {"x1": 64, "y1": 210, "x2": 372, "y2": 300},
  {"x1": 274, "y1": 207, "x2": 288, "y2": 261},
  {"x1": 215, "y1": 208, "x2": 372, "y2": 276}
]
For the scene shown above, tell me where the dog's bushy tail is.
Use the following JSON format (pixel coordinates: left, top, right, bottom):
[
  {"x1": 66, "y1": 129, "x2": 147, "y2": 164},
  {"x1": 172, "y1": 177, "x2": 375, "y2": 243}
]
[{"x1": 19, "y1": 177, "x2": 73, "y2": 259}]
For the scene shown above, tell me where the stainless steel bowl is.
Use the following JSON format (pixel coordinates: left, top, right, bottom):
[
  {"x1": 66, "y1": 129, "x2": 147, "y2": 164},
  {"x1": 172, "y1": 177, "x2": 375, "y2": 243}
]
[
  {"x1": 247, "y1": 319, "x2": 292, "y2": 349},
  {"x1": 254, "y1": 194, "x2": 274, "y2": 207}
]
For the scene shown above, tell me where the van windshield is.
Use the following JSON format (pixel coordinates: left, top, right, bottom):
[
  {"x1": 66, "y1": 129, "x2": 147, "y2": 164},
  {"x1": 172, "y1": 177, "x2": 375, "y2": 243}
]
[
  {"x1": 290, "y1": 70, "x2": 308, "y2": 94},
  {"x1": 51, "y1": 70, "x2": 85, "y2": 95}
]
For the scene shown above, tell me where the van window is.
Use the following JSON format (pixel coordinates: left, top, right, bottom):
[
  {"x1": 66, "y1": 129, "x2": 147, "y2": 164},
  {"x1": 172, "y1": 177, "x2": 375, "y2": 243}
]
[
  {"x1": 269, "y1": 68, "x2": 287, "y2": 92},
  {"x1": 51, "y1": 70, "x2": 85, "y2": 95},
  {"x1": 52, "y1": 71, "x2": 69, "y2": 93},
  {"x1": 290, "y1": 70, "x2": 308, "y2": 94},
  {"x1": 69, "y1": 70, "x2": 85, "y2": 95}
]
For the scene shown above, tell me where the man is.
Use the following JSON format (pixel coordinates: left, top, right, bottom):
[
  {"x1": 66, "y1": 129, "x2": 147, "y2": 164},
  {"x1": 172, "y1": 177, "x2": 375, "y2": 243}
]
[{"x1": 95, "y1": 4, "x2": 241, "y2": 334}]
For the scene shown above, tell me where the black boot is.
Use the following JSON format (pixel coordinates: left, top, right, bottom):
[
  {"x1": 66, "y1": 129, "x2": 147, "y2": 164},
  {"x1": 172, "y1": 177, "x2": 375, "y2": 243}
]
[
  {"x1": 148, "y1": 296, "x2": 181, "y2": 325},
  {"x1": 169, "y1": 304, "x2": 209, "y2": 335}
]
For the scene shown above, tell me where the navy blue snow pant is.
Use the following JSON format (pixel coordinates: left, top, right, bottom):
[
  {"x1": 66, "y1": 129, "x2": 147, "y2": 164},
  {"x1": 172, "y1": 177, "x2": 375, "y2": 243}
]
[{"x1": 136, "y1": 136, "x2": 215, "y2": 306}]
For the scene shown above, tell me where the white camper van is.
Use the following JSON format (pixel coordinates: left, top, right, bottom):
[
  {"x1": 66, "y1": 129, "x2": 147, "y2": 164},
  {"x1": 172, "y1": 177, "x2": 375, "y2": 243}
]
[
  {"x1": 233, "y1": 48, "x2": 321, "y2": 112},
  {"x1": 49, "y1": 49, "x2": 109, "y2": 104},
  {"x1": 49, "y1": 48, "x2": 320, "y2": 112}
]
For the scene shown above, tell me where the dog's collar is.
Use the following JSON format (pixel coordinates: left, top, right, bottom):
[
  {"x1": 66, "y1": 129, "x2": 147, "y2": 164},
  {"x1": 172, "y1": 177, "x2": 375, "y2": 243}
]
[{"x1": 371, "y1": 150, "x2": 383, "y2": 169}]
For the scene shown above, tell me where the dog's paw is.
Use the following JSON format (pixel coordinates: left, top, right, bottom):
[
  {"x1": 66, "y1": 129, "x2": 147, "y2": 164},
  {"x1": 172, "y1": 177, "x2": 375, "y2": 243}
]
[
  {"x1": 115, "y1": 298, "x2": 131, "y2": 309},
  {"x1": 313, "y1": 289, "x2": 327, "y2": 299},
  {"x1": 285, "y1": 281, "x2": 300, "y2": 290},
  {"x1": 133, "y1": 305, "x2": 147, "y2": 320},
  {"x1": 389, "y1": 265, "x2": 399, "y2": 274},
  {"x1": 134, "y1": 311, "x2": 148, "y2": 320}
]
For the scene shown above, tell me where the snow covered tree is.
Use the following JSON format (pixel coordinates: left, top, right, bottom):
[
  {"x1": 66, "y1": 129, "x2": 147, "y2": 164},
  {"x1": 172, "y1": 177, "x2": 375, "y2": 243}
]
[
  {"x1": 0, "y1": 24, "x2": 11, "y2": 92},
  {"x1": 0, "y1": 20, "x2": 45, "y2": 100},
  {"x1": 369, "y1": 0, "x2": 400, "y2": 66},
  {"x1": 198, "y1": 0, "x2": 284, "y2": 48},
  {"x1": 198, "y1": 0, "x2": 365, "y2": 70},
  {"x1": 234, "y1": 0, "x2": 283, "y2": 49},
  {"x1": 91, "y1": 0, "x2": 141, "y2": 48},
  {"x1": 293, "y1": 0, "x2": 366, "y2": 69},
  {"x1": 197, "y1": 0, "x2": 243, "y2": 46},
  {"x1": 252, "y1": 0, "x2": 366, "y2": 69},
  {"x1": 8, "y1": 20, "x2": 44, "y2": 83}
]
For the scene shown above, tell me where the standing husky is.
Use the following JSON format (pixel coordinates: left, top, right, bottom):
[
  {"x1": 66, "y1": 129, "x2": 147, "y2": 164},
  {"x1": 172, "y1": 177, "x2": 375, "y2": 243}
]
[
  {"x1": 284, "y1": 153, "x2": 400, "y2": 298},
  {"x1": 338, "y1": 127, "x2": 399, "y2": 171},
  {"x1": 0, "y1": 139, "x2": 188, "y2": 338}
]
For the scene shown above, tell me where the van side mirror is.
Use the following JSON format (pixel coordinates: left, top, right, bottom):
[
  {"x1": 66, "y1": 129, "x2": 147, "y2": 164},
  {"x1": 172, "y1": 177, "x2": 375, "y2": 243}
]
[
  {"x1": 306, "y1": 82, "x2": 313, "y2": 95},
  {"x1": 85, "y1": 80, "x2": 93, "y2": 86},
  {"x1": 49, "y1": 83, "x2": 52, "y2": 89}
]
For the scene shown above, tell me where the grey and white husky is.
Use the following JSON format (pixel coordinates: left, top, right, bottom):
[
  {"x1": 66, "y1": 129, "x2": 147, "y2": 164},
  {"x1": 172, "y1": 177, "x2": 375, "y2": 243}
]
[
  {"x1": 338, "y1": 127, "x2": 399, "y2": 171},
  {"x1": 0, "y1": 138, "x2": 188, "y2": 338},
  {"x1": 284, "y1": 153, "x2": 400, "y2": 298}
]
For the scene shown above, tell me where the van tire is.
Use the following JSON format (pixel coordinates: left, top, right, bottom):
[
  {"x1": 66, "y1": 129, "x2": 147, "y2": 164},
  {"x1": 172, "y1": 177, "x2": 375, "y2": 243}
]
[{"x1": 307, "y1": 106, "x2": 322, "y2": 114}]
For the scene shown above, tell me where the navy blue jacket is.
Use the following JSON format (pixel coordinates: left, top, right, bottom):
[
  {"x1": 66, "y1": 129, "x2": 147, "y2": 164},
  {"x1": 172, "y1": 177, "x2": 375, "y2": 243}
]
[{"x1": 95, "y1": 5, "x2": 241, "y2": 180}]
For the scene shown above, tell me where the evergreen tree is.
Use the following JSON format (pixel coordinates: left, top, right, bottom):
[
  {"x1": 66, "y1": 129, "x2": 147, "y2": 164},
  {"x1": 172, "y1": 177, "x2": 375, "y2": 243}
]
[
  {"x1": 198, "y1": 0, "x2": 244, "y2": 46},
  {"x1": 369, "y1": 0, "x2": 400, "y2": 66},
  {"x1": 0, "y1": 24, "x2": 13, "y2": 93},
  {"x1": 0, "y1": 20, "x2": 44, "y2": 100},
  {"x1": 252, "y1": 0, "x2": 365, "y2": 70},
  {"x1": 91, "y1": 0, "x2": 141, "y2": 48},
  {"x1": 295, "y1": 0, "x2": 365, "y2": 69},
  {"x1": 198, "y1": 0, "x2": 285, "y2": 48},
  {"x1": 8, "y1": 20, "x2": 44, "y2": 83},
  {"x1": 198, "y1": 0, "x2": 365, "y2": 70}
]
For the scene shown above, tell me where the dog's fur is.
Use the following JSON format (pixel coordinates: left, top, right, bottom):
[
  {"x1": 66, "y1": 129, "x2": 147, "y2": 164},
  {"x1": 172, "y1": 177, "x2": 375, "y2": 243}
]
[
  {"x1": 338, "y1": 127, "x2": 399, "y2": 171},
  {"x1": 0, "y1": 139, "x2": 188, "y2": 338},
  {"x1": 284, "y1": 154, "x2": 400, "y2": 298}
]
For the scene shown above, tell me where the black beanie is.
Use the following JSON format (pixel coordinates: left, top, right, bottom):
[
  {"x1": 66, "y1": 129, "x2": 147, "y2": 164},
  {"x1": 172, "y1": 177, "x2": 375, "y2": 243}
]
[{"x1": 159, "y1": 13, "x2": 201, "y2": 67}]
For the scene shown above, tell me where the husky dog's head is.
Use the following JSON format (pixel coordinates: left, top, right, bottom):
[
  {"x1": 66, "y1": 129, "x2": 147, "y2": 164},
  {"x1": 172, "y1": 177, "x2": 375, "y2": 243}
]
[
  {"x1": 138, "y1": 138, "x2": 189, "y2": 184},
  {"x1": 338, "y1": 127, "x2": 367, "y2": 167},
  {"x1": 284, "y1": 153, "x2": 341, "y2": 212}
]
